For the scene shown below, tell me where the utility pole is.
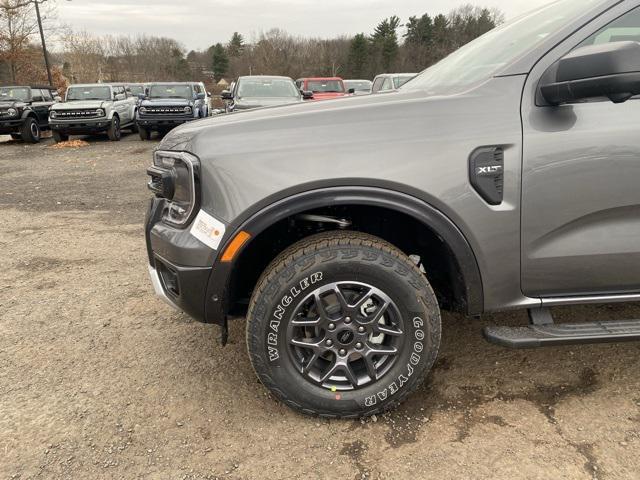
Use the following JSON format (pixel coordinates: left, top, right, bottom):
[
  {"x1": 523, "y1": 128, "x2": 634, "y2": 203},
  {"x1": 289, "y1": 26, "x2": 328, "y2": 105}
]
[{"x1": 33, "y1": 0, "x2": 52, "y2": 85}]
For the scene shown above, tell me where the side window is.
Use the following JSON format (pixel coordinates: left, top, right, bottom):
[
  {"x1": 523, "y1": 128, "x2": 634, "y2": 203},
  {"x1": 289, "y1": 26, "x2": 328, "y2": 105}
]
[
  {"x1": 40, "y1": 89, "x2": 52, "y2": 101},
  {"x1": 581, "y1": 7, "x2": 640, "y2": 46},
  {"x1": 193, "y1": 84, "x2": 201, "y2": 94},
  {"x1": 32, "y1": 89, "x2": 44, "y2": 102},
  {"x1": 295, "y1": 80, "x2": 302, "y2": 89},
  {"x1": 372, "y1": 77, "x2": 384, "y2": 93},
  {"x1": 381, "y1": 77, "x2": 393, "y2": 91}
]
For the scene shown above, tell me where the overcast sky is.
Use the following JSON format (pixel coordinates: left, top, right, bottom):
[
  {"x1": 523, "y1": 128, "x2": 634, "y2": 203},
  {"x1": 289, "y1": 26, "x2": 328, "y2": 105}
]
[{"x1": 58, "y1": 0, "x2": 554, "y2": 51}]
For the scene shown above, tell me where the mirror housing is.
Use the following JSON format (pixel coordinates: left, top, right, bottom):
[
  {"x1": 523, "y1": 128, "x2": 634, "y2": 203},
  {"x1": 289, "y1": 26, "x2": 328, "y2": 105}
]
[
  {"x1": 207, "y1": 91, "x2": 212, "y2": 97},
  {"x1": 137, "y1": 93, "x2": 146, "y2": 100},
  {"x1": 53, "y1": 95, "x2": 61, "y2": 102},
  {"x1": 302, "y1": 90, "x2": 314, "y2": 100},
  {"x1": 196, "y1": 92, "x2": 206, "y2": 100},
  {"x1": 220, "y1": 90, "x2": 233, "y2": 100},
  {"x1": 114, "y1": 93, "x2": 125, "y2": 101},
  {"x1": 348, "y1": 88, "x2": 356, "y2": 94},
  {"x1": 541, "y1": 41, "x2": 640, "y2": 105}
]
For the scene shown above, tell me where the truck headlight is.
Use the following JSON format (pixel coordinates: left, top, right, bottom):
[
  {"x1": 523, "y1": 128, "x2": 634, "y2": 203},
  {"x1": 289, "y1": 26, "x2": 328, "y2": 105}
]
[
  {"x1": 149, "y1": 151, "x2": 200, "y2": 227},
  {"x1": 95, "y1": 108, "x2": 106, "y2": 117},
  {"x1": 139, "y1": 106, "x2": 147, "y2": 114},
  {"x1": 49, "y1": 110, "x2": 57, "y2": 119},
  {"x1": 7, "y1": 108, "x2": 17, "y2": 117},
  {"x1": 183, "y1": 106, "x2": 192, "y2": 114}
]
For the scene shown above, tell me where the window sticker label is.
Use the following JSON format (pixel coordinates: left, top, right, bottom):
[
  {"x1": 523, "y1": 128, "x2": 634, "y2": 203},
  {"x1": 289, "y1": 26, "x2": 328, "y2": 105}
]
[{"x1": 190, "y1": 210, "x2": 226, "y2": 251}]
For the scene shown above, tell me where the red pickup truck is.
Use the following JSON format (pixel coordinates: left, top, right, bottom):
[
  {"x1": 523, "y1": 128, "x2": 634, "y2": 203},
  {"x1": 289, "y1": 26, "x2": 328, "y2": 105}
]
[{"x1": 296, "y1": 77, "x2": 350, "y2": 100}]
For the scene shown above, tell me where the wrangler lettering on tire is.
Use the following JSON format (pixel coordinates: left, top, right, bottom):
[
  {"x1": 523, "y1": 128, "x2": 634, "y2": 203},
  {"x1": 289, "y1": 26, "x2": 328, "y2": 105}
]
[{"x1": 246, "y1": 231, "x2": 441, "y2": 418}]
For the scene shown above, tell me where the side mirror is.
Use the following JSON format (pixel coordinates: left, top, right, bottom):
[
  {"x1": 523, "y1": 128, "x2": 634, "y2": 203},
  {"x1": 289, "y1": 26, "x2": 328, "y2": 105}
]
[
  {"x1": 137, "y1": 93, "x2": 146, "y2": 100},
  {"x1": 54, "y1": 96, "x2": 61, "y2": 102},
  {"x1": 541, "y1": 41, "x2": 640, "y2": 105},
  {"x1": 196, "y1": 92, "x2": 206, "y2": 100},
  {"x1": 221, "y1": 90, "x2": 233, "y2": 100},
  {"x1": 114, "y1": 93, "x2": 125, "y2": 101},
  {"x1": 207, "y1": 91, "x2": 212, "y2": 97},
  {"x1": 348, "y1": 88, "x2": 356, "y2": 94},
  {"x1": 301, "y1": 90, "x2": 314, "y2": 100}
]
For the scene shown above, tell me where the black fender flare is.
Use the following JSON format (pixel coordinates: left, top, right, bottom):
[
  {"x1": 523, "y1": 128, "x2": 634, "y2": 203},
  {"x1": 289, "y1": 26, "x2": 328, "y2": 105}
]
[{"x1": 205, "y1": 186, "x2": 484, "y2": 325}]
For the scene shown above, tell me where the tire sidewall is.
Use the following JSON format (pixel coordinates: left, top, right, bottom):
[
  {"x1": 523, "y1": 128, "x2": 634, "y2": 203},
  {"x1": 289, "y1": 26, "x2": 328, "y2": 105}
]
[{"x1": 248, "y1": 240, "x2": 441, "y2": 416}]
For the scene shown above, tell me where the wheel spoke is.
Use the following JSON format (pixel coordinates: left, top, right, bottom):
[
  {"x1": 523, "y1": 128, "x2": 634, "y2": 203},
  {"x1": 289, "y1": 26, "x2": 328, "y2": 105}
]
[
  {"x1": 302, "y1": 352, "x2": 320, "y2": 374},
  {"x1": 366, "y1": 344, "x2": 398, "y2": 357},
  {"x1": 291, "y1": 316, "x2": 321, "y2": 328},
  {"x1": 362, "y1": 353, "x2": 379, "y2": 382},
  {"x1": 290, "y1": 338, "x2": 322, "y2": 350},
  {"x1": 338, "y1": 360, "x2": 359, "y2": 388},
  {"x1": 313, "y1": 292, "x2": 331, "y2": 320},
  {"x1": 374, "y1": 323, "x2": 403, "y2": 337},
  {"x1": 318, "y1": 360, "x2": 340, "y2": 383},
  {"x1": 333, "y1": 286, "x2": 349, "y2": 313}
]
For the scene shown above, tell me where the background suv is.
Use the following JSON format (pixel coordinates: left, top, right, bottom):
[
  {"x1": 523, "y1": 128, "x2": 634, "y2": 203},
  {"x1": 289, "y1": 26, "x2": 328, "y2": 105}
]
[
  {"x1": 371, "y1": 73, "x2": 417, "y2": 93},
  {"x1": 49, "y1": 84, "x2": 137, "y2": 142},
  {"x1": 137, "y1": 82, "x2": 207, "y2": 140},
  {"x1": 222, "y1": 76, "x2": 308, "y2": 112},
  {"x1": 0, "y1": 85, "x2": 59, "y2": 143}
]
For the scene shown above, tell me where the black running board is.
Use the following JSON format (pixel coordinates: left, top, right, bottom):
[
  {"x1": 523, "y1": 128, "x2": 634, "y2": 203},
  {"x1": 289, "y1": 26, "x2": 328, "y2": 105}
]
[{"x1": 484, "y1": 319, "x2": 640, "y2": 349}]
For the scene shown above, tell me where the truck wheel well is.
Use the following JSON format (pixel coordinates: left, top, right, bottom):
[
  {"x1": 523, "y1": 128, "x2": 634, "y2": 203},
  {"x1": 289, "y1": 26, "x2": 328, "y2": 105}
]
[{"x1": 228, "y1": 204, "x2": 470, "y2": 317}]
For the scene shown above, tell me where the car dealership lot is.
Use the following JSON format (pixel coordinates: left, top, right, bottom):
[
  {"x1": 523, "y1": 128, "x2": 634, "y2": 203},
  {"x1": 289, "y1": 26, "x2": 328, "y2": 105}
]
[{"x1": 1, "y1": 134, "x2": 640, "y2": 480}]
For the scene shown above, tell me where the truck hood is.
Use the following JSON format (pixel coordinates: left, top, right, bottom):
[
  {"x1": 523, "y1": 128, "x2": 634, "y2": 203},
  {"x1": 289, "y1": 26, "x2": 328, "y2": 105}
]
[
  {"x1": 142, "y1": 98, "x2": 191, "y2": 107},
  {"x1": 160, "y1": 89, "x2": 422, "y2": 152},
  {"x1": 52, "y1": 100, "x2": 107, "y2": 110},
  {"x1": 0, "y1": 100, "x2": 27, "y2": 109},
  {"x1": 234, "y1": 97, "x2": 302, "y2": 110}
]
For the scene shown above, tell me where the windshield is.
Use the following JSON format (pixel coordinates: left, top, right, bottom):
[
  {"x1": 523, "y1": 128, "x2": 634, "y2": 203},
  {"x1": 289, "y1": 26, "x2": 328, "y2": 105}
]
[
  {"x1": 0, "y1": 87, "x2": 31, "y2": 102},
  {"x1": 394, "y1": 75, "x2": 416, "y2": 89},
  {"x1": 307, "y1": 80, "x2": 345, "y2": 93},
  {"x1": 237, "y1": 78, "x2": 300, "y2": 98},
  {"x1": 344, "y1": 80, "x2": 372, "y2": 92},
  {"x1": 128, "y1": 85, "x2": 145, "y2": 96},
  {"x1": 404, "y1": 0, "x2": 605, "y2": 94},
  {"x1": 67, "y1": 86, "x2": 112, "y2": 101},
  {"x1": 149, "y1": 84, "x2": 192, "y2": 99}
]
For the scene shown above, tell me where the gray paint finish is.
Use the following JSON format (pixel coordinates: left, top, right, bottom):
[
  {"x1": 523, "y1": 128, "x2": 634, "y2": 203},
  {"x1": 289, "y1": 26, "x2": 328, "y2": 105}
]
[{"x1": 157, "y1": 0, "x2": 640, "y2": 313}]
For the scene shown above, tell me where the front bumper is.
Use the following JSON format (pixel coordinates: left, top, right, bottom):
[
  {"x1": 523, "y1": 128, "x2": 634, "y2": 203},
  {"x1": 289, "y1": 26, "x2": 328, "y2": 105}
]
[
  {"x1": 145, "y1": 197, "x2": 228, "y2": 325},
  {"x1": 0, "y1": 119, "x2": 24, "y2": 133},
  {"x1": 50, "y1": 120, "x2": 110, "y2": 133},
  {"x1": 137, "y1": 116, "x2": 193, "y2": 129}
]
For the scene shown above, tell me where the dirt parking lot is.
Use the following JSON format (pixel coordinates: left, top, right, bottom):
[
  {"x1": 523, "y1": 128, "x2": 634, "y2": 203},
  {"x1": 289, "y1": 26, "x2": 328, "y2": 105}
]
[{"x1": 1, "y1": 132, "x2": 640, "y2": 480}]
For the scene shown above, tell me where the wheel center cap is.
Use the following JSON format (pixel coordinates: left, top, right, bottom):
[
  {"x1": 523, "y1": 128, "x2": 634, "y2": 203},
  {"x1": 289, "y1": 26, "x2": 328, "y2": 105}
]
[{"x1": 337, "y1": 329, "x2": 354, "y2": 345}]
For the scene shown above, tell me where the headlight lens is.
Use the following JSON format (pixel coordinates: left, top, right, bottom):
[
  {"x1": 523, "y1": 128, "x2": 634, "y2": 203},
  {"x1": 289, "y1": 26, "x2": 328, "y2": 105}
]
[
  {"x1": 49, "y1": 110, "x2": 57, "y2": 119},
  {"x1": 150, "y1": 151, "x2": 200, "y2": 226},
  {"x1": 95, "y1": 108, "x2": 106, "y2": 117},
  {"x1": 183, "y1": 106, "x2": 192, "y2": 114},
  {"x1": 139, "y1": 106, "x2": 147, "y2": 114},
  {"x1": 7, "y1": 108, "x2": 17, "y2": 117}
]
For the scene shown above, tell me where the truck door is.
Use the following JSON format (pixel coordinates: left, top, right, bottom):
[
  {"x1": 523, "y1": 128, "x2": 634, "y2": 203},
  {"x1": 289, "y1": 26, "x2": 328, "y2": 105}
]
[{"x1": 521, "y1": 6, "x2": 640, "y2": 298}]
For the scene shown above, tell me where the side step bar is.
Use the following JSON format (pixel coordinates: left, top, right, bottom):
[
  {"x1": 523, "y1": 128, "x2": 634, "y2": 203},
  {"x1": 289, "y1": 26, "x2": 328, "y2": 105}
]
[{"x1": 483, "y1": 308, "x2": 640, "y2": 349}]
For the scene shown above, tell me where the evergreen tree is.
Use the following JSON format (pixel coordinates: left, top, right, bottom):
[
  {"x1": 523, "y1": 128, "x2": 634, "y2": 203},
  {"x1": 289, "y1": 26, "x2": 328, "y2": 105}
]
[
  {"x1": 228, "y1": 32, "x2": 245, "y2": 57},
  {"x1": 211, "y1": 43, "x2": 229, "y2": 80},
  {"x1": 371, "y1": 16, "x2": 401, "y2": 72},
  {"x1": 347, "y1": 33, "x2": 368, "y2": 78}
]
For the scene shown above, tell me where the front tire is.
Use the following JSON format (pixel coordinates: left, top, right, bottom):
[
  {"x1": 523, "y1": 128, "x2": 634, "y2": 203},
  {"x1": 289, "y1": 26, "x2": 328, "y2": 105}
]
[
  {"x1": 21, "y1": 117, "x2": 41, "y2": 143},
  {"x1": 52, "y1": 130, "x2": 68, "y2": 143},
  {"x1": 138, "y1": 126, "x2": 150, "y2": 141},
  {"x1": 246, "y1": 231, "x2": 441, "y2": 418},
  {"x1": 107, "y1": 116, "x2": 121, "y2": 141}
]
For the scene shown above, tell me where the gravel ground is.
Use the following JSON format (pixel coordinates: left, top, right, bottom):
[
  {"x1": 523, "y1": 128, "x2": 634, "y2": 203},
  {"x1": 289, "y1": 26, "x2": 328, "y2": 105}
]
[{"x1": 1, "y1": 132, "x2": 639, "y2": 480}]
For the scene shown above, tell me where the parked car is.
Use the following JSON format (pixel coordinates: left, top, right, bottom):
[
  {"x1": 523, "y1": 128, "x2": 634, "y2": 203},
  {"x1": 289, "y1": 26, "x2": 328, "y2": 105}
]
[
  {"x1": 295, "y1": 77, "x2": 349, "y2": 100},
  {"x1": 221, "y1": 76, "x2": 310, "y2": 112},
  {"x1": 371, "y1": 73, "x2": 417, "y2": 93},
  {"x1": 49, "y1": 83, "x2": 137, "y2": 142},
  {"x1": 344, "y1": 79, "x2": 373, "y2": 95},
  {"x1": 0, "y1": 85, "x2": 59, "y2": 143},
  {"x1": 123, "y1": 83, "x2": 147, "y2": 97},
  {"x1": 193, "y1": 82, "x2": 212, "y2": 117},
  {"x1": 136, "y1": 82, "x2": 207, "y2": 140},
  {"x1": 145, "y1": 0, "x2": 640, "y2": 418}
]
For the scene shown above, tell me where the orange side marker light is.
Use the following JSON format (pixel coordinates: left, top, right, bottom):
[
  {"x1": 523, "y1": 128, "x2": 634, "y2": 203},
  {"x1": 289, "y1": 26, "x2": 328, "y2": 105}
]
[{"x1": 220, "y1": 231, "x2": 251, "y2": 263}]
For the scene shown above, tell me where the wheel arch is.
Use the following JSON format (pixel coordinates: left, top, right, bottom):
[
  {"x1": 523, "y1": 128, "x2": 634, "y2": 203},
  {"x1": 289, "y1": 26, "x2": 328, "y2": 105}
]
[{"x1": 206, "y1": 186, "x2": 484, "y2": 322}]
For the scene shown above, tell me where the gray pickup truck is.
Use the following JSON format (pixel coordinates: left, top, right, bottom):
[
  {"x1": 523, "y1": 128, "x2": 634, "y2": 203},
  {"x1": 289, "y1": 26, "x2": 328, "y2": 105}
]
[{"x1": 145, "y1": 0, "x2": 640, "y2": 418}]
